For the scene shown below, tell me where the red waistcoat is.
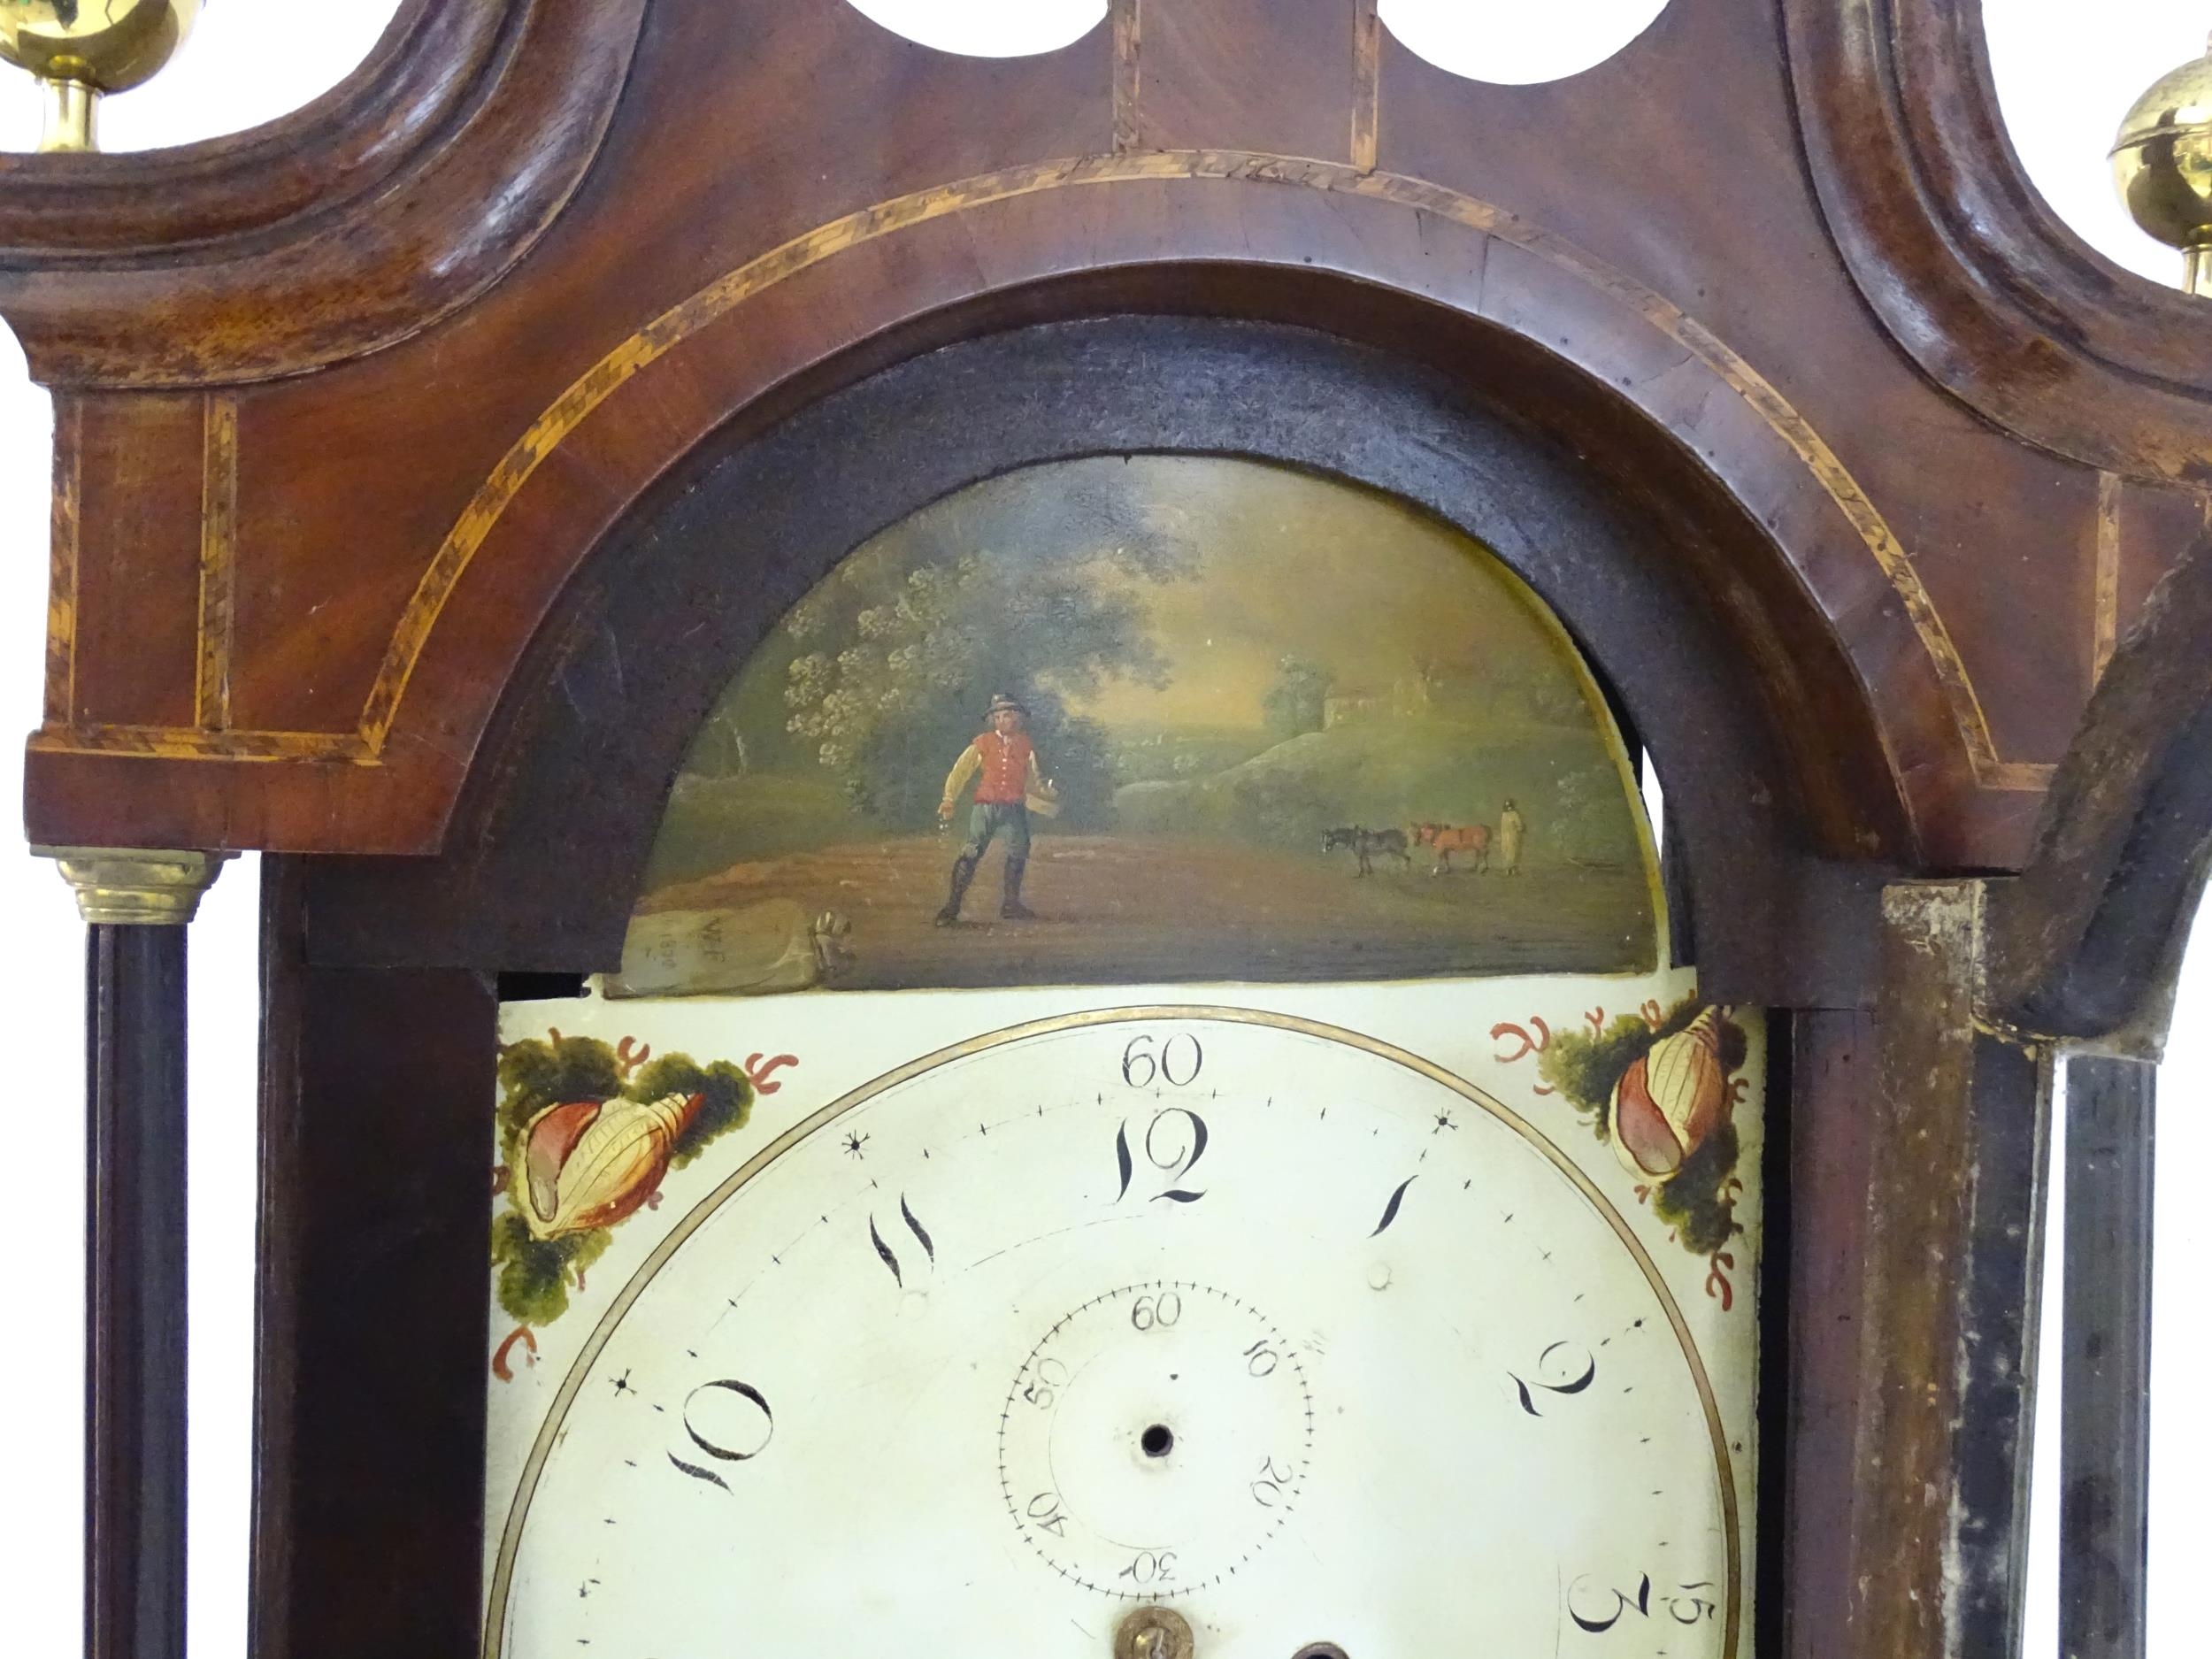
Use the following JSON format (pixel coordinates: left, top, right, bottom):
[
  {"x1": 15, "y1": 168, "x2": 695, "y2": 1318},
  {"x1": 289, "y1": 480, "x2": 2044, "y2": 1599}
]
[{"x1": 971, "y1": 731, "x2": 1033, "y2": 805}]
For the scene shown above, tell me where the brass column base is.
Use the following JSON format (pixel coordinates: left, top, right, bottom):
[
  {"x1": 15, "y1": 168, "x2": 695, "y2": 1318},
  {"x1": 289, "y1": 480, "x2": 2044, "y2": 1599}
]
[{"x1": 35, "y1": 847, "x2": 231, "y2": 926}]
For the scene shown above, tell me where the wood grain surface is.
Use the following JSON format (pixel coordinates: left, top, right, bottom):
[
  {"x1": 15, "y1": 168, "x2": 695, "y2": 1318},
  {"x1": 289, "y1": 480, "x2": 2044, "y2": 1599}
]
[{"x1": 2, "y1": 0, "x2": 2201, "y2": 869}]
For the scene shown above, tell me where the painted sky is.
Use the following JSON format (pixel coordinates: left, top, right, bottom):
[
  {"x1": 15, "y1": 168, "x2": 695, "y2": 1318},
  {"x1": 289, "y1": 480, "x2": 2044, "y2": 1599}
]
[{"x1": 948, "y1": 456, "x2": 1580, "y2": 733}]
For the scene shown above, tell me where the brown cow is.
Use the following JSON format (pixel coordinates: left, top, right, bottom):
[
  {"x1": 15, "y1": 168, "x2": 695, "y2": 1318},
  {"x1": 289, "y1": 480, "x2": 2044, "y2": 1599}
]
[{"x1": 1411, "y1": 820, "x2": 1491, "y2": 874}]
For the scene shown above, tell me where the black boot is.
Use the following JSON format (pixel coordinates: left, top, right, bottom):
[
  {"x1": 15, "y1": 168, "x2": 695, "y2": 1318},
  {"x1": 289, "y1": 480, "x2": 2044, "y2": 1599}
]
[
  {"x1": 1000, "y1": 855, "x2": 1036, "y2": 920},
  {"x1": 935, "y1": 853, "x2": 979, "y2": 926}
]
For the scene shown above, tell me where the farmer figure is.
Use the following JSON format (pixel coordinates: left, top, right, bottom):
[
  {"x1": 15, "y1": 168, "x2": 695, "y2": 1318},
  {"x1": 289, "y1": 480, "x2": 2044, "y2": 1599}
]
[
  {"x1": 936, "y1": 693, "x2": 1052, "y2": 924},
  {"x1": 1498, "y1": 797, "x2": 1525, "y2": 875}
]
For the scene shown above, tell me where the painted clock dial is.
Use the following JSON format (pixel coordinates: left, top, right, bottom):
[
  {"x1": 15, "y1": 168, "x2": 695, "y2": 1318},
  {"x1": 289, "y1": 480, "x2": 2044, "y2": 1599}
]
[{"x1": 486, "y1": 1008, "x2": 1741, "y2": 1658}]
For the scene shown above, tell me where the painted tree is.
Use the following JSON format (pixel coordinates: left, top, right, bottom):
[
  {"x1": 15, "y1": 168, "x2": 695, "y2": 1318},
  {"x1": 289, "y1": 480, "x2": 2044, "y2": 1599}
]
[
  {"x1": 1261, "y1": 655, "x2": 1333, "y2": 740},
  {"x1": 781, "y1": 539, "x2": 1193, "y2": 830}
]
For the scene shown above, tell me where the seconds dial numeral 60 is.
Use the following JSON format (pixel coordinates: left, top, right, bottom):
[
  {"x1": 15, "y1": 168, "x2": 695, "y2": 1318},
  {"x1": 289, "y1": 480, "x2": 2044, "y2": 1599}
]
[{"x1": 1129, "y1": 1291, "x2": 1182, "y2": 1331}]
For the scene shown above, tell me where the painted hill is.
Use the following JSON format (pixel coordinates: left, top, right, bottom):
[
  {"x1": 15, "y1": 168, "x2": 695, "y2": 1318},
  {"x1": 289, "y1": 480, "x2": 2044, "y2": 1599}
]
[{"x1": 1114, "y1": 715, "x2": 1643, "y2": 866}]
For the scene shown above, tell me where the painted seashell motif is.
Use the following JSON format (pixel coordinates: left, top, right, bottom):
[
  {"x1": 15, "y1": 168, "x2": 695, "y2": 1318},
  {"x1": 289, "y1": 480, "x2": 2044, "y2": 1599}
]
[
  {"x1": 1609, "y1": 1007, "x2": 1729, "y2": 1179},
  {"x1": 520, "y1": 1091, "x2": 703, "y2": 1240}
]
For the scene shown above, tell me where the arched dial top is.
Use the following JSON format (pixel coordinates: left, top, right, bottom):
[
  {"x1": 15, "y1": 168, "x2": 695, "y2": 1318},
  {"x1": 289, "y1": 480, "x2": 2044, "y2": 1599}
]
[{"x1": 487, "y1": 1008, "x2": 1740, "y2": 1657}]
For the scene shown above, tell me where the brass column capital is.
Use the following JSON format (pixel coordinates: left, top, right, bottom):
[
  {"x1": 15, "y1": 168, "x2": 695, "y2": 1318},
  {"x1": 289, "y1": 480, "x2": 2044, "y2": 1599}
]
[{"x1": 34, "y1": 846, "x2": 231, "y2": 926}]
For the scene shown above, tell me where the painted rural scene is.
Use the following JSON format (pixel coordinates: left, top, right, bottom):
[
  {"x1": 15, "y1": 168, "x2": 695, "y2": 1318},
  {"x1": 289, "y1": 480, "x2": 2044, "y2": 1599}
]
[{"x1": 617, "y1": 456, "x2": 1660, "y2": 995}]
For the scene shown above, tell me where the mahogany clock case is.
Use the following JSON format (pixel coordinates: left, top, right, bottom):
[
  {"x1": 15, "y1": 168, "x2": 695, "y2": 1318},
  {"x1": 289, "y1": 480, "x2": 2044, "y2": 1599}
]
[
  {"x1": 257, "y1": 311, "x2": 1914, "y2": 1659},
  {"x1": 17, "y1": 2, "x2": 2187, "y2": 1655},
  {"x1": 24, "y1": 0, "x2": 2200, "y2": 875}
]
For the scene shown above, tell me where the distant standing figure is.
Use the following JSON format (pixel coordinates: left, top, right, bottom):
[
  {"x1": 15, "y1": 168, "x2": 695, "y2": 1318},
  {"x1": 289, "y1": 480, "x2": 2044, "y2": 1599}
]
[
  {"x1": 936, "y1": 693, "x2": 1049, "y2": 924},
  {"x1": 1499, "y1": 798, "x2": 1525, "y2": 874}
]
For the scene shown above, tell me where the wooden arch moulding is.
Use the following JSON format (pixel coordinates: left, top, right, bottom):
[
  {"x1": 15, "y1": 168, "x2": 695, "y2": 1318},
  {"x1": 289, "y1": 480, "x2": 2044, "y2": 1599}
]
[
  {"x1": 1789, "y1": 0, "x2": 2212, "y2": 483},
  {"x1": 0, "y1": 0, "x2": 651, "y2": 383},
  {"x1": 9, "y1": 0, "x2": 2207, "y2": 884},
  {"x1": 295, "y1": 312, "x2": 1899, "y2": 1010}
]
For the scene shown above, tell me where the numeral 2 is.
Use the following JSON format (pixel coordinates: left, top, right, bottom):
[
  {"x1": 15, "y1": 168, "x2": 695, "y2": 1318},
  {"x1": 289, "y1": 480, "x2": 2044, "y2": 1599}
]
[{"x1": 1510, "y1": 1340, "x2": 1598, "y2": 1416}]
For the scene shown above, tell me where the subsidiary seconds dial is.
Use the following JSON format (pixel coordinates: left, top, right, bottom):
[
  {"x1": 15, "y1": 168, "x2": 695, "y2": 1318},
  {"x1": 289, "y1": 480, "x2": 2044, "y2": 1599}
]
[
  {"x1": 489, "y1": 1007, "x2": 1744, "y2": 1659},
  {"x1": 1001, "y1": 1280, "x2": 1312, "y2": 1597}
]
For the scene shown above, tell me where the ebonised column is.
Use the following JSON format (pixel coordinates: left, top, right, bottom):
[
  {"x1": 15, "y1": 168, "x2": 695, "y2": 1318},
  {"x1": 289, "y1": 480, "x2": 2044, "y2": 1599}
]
[
  {"x1": 2060, "y1": 1054, "x2": 2156, "y2": 1659},
  {"x1": 41, "y1": 848, "x2": 227, "y2": 1659},
  {"x1": 86, "y1": 924, "x2": 188, "y2": 1659}
]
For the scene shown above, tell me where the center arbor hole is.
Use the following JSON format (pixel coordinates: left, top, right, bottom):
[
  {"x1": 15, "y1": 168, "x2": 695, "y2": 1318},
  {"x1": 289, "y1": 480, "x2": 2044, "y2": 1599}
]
[{"x1": 1141, "y1": 1424, "x2": 1175, "y2": 1458}]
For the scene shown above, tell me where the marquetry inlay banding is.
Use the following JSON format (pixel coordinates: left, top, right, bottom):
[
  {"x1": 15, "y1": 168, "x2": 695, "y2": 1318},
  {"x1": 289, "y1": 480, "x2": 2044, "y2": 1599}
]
[
  {"x1": 196, "y1": 394, "x2": 239, "y2": 731},
  {"x1": 2092, "y1": 471, "x2": 2123, "y2": 681},
  {"x1": 1352, "y1": 0, "x2": 1381, "y2": 172},
  {"x1": 1112, "y1": 0, "x2": 1141, "y2": 155},
  {"x1": 39, "y1": 149, "x2": 2045, "y2": 795},
  {"x1": 45, "y1": 397, "x2": 81, "y2": 726}
]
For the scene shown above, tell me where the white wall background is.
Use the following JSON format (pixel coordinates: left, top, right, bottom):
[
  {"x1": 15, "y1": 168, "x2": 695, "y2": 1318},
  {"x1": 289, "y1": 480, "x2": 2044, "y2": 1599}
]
[{"x1": 0, "y1": 4, "x2": 2201, "y2": 1655}]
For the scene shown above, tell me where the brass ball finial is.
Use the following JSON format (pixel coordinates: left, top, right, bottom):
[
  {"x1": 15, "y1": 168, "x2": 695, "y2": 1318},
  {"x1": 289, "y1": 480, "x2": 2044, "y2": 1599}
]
[
  {"x1": 2113, "y1": 29, "x2": 2212, "y2": 293},
  {"x1": 0, "y1": 1, "x2": 203, "y2": 153}
]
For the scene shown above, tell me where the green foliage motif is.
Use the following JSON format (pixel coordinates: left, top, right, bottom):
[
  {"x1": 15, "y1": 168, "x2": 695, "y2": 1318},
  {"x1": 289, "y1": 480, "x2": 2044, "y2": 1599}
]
[
  {"x1": 1652, "y1": 1123, "x2": 1742, "y2": 1256},
  {"x1": 491, "y1": 1034, "x2": 756, "y2": 1329}
]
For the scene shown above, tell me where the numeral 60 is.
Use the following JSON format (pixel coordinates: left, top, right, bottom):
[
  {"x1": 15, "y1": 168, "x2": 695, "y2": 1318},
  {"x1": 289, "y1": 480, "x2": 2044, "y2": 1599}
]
[
  {"x1": 1130, "y1": 1291, "x2": 1183, "y2": 1331},
  {"x1": 1121, "y1": 1032, "x2": 1203, "y2": 1089}
]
